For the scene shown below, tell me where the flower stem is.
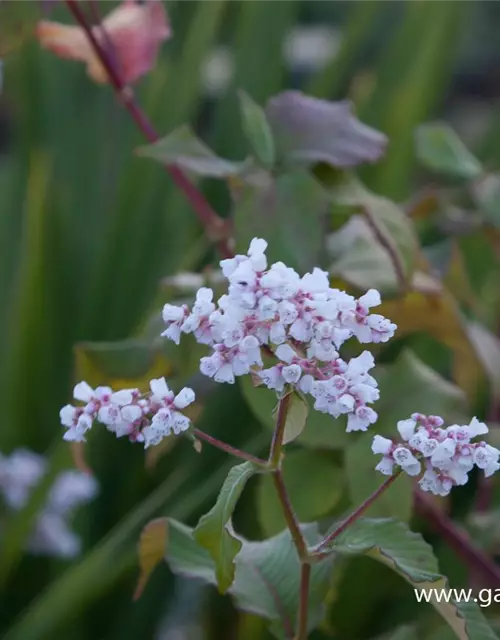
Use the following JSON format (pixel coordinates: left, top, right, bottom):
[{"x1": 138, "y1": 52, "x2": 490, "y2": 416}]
[
  {"x1": 315, "y1": 472, "x2": 401, "y2": 554},
  {"x1": 64, "y1": 0, "x2": 232, "y2": 258},
  {"x1": 192, "y1": 429, "x2": 267, "y2": 467},
  {"x1": 294, "y1": 563, "x2": 311, "y2": 640},
  {"x1": 272, "y1": 470, "x2": 308, "y2": 560}
]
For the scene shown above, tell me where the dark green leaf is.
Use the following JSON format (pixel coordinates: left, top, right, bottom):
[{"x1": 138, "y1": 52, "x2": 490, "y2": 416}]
[
  {"x1": 194, "y1": 461, "x2": 259, "y2": 593},
  {"x1": 136, "y1": 125, "x2": 245, "y2": 177},
  {"x1": 265, "y1": 91, "x2": 387, "y2": 168},
  {"x1": 283, "y1": 392, "x2": 308, "y2": 444},
  {"x1": 328, "y1": 175, "x2": 417, "y2": 291},
  {"x1": 328, "y1": 518, "x2": 497, "y2": 640},
  {"x1": 375, "y1": 350, "x2": 467, "y2": 432},
  {"x1": 167, "y1": 519, "x2": 334, "y2": 632},
  {"x1": 257, "y1": 449, "x2": 345, "y2": 536},
  {"x1": 415, "y1": 123, "x2": 483, "y2": 181},
  {"x1": 233, "y1": 169, "x2": 327, "y2": 272},
  {"x1": 238, "y1": 90, "x2": 275, "y2": 168}
]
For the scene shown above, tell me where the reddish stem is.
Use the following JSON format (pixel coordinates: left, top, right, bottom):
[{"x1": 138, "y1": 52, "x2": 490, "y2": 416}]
[
  {"x1": 192, "y1": 428, "x2": 267, "y2": 467},
  {"x1": 316, "y1": 472, "x2": 401, "y2": 553},
  {"x1": 268, "y1": 393, "x2": 292, "y2": 467},
  {"x1": 64, "y1": 0, "x2": 232, "y2": 258},
  {"x1": 294, "y1": 563, "x2": 311, "y2": 640},
  {"x1": 414, "y1": 491, "x2": 500, "y2": 588},
  {"x1": 272, "y1": 470, "x2": 308, "y2": 560}
]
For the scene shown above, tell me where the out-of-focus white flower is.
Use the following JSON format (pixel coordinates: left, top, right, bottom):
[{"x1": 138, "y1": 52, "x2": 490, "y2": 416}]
[
  {"x1": 372, "y1": 414, "x2": 500, "y2": 496},
  {"x1": 0, "y1": 450, "x2": 98, "y2": 559}
]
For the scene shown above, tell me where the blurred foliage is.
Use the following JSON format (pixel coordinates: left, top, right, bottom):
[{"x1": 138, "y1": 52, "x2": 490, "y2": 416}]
[{"x1": 2, "y1": 1, "x2": 500, "y2": 639}]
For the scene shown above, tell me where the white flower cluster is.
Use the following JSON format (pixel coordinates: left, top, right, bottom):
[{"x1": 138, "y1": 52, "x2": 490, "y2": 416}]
[
  {"x1": 59, "y1": 378, "x2": 195, "y2": 449},
  {"x1": 372, "y1": 414, "x2": 500, "y2": 496},
  {"x1": 0, "y1": 449, "x2": 97, "y2": 558},
  {"x1": 161, "y1": 238, "x2": 396, "y2": 432}
]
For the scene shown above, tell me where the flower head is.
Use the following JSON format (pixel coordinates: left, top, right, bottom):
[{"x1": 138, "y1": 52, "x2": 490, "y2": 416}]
[
  {"x1": 372, "y1": 414, "x2": 500, "y2": 495},
  {"x1": 59, "y1": 377, "x2": 195, "y2": 449},
  {"x1": 160, "y1": 238, "x2": 396, "y2": 433}
]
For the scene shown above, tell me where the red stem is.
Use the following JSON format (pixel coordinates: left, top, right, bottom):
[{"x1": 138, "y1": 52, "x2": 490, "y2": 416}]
[
  {"x1": 414, "y1": 491, "x2": 500, "y2": 587},
  {"x1": 272, "y1": 470, "x2": 308, "y2": 560},
  {"x1": 294, "y1": 563, "x2": 311, "y2": 640},
  {"x1": 64, "y1": 0, "x2": 232, "y2": 258},
  {"x1": 316, "y1": 472, "x2": 401, "y2": 553},
  {"x1": 192, "y1": 428, "x2": 267, "y2": 467}
]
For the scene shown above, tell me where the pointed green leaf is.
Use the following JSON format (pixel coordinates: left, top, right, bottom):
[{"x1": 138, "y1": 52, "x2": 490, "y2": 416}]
[
  {"x1": 238, "y1": 90, "x2": 275, "y2": 168},
  {"x1": 416, "y1": 123, "x2": 483, "y2": 181},
  {"x1": 167, "y1": 519, "x2": 334, "y2": 633},
  {"x1": 194, "y1": 461, "x2": 259, "y2": 593},
  {"x1": 328, "y1": 175, "x2": 418, "y2": 290},
  {"x1": 283, "y1": 392, "x2": 308, "y2": 444},
  {"x1": 328, "y1": 518, "x2": 497, "y2": 640},
  {"x1": 136, "y1": 125, "x2": 245, "y2": 177}
]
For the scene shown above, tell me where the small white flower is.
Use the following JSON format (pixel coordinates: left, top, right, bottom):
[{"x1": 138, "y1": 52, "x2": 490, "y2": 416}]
[
  {"x1": 174, "y1": 387, "x2": 195, "y2": 410},
  {"x1": 397, "y1": 418, "x2": 417, "y2": 442},
  {"x1": 392, "y1": 447, "x2": 421, "y2": 476},
  {"x1": 282, "y1": 364, "x2": 302, "y2": 384},
  {"x1": 73, "y1": 382, "x2": 94, "y2": 403},
  {"x1": 150, "y1": 378, "x2": 174, "y2": 403},
  {"x1": 376, "y1": 457, "x2": 395, "y2": 475},
  {"x1": 371, "y1": 435, "x2": 392, "y2": 455}
]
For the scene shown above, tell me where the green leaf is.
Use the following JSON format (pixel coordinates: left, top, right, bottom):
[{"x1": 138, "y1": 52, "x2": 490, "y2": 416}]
[
  {"x1": 415, "y1": 123, "x2": 483, "y2": 181},
  {"x1": 136, "y1": 125, "x2": 244, "y2": 177},
  {"x1": 283, "y1": 392, "x2": 308, "y2": 444},
  {"x1": 472, "y1": 173, "x2": 500, "y2": 229},
  {"x1": 265, "y1": 91, "x2": 387, "y2": 168},
  {"x1": 328, "y1": 518, "x2": 498, "y2": 640},
  {"x1": 375, "y1": 350, "x2": 467, "y2": 432},
  {"x1": 240, "y1": 377, "x2": 350, "y2": 450},
  {"x1": 75, "y1": 338, "x2": 174, "y2": 393},
  {"x1": 345, "y1": 432, "x2": 413, "y2": 522},
  {"x1": 238, "y1": 90, "x2": 275, "y2": 168},
  {"x1": 328, "y1": 175, "x2": 417, "y2": 291},
  {"x1": 166, "y1": 519, "x2": 334, "y2": 633},
  {"x1": 257, "y1": 449, "x2": 345, "y2": 536},
  {"x1": 233, "y1": 168, "x2": 327, "y2": 273},
  {"x1": 194, "y1": 461, "x2": 259, "y2": 593},
  {"x1": 464, "y1": 321, "x2": 500, "y2": 405}
]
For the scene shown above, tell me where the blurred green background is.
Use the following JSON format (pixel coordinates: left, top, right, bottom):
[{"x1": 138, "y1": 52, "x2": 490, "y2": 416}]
[{"x1": 2, "y1": 1, "x2": 500, "y2": 638}]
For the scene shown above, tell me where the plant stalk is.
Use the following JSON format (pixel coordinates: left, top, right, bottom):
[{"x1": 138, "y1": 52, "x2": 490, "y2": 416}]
[
  {"x1": 315, "y1": 472, "x2": 401, "y2": 554},
  {"x1": 64, "y1": 0, "x2": 232, "y2": 257},
  {"x1": 294, "y1": 563, "x2": 311, "y2": 640},
  {"x1": 192, "y1": 429, "x2": 267, "y2": 467}
]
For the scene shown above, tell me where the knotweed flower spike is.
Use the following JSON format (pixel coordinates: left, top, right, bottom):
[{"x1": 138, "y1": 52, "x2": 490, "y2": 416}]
[
  {"x1": 372, "y1": 414, "x2": 500, "y2": 496},
  {"x1": 60, "y1": 378, "x2": 195, "y2": 449},
  {"x1": 162, "y1": 238, "x2": 396, "y2": 432}
]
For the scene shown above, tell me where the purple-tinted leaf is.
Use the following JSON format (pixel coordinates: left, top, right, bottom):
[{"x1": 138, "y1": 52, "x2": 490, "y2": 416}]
[
  {"x1": 40, "y1": 0, "x2": 60, "y2": 14},
  {"x1": 265, "y1": 91, "x2": 387, "y2": 168}
]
